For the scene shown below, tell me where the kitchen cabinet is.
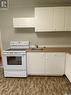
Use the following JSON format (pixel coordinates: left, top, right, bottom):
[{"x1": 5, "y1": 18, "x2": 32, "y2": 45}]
[
  {"x1": 27, "y1": 52, "x2": 45, "y2": 75},
  {"x1": 35, "y1": 7, "x2": 65, "y2": 32},
  {"x1": 53, "y1": 7, "x2": 65, "y2": 31},
  {"x1": 13, "y1": 18, "x2": 35, "y2": 28},
  {"x1": 13, "y1": 7, "x2": 71, "y2": 31},
  {"x1": 65, "y1": 53, "x2": 71, "y2": 82},
  {"x1": 65, "y1": 7, "x2": 71, "y2": 31},
  {"x1": 35, "y1": 7, "x2": 54, "y2": 32},
  {"x1": 45, "y1": 52, "x2": 65, "y2": 75},
  {"x1": 27, "y1": 52, "x2": 65, "y2": 75}
]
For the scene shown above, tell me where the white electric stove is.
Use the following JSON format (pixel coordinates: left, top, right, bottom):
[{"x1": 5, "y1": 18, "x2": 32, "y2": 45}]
[{"x1": 2, "y1": 41, "x2": 30, "y2": 77}]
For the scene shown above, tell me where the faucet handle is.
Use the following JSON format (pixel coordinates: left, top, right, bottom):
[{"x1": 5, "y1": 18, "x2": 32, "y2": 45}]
[{"x1": 35, "y1": 44, "x2": 38, "y2": 48}]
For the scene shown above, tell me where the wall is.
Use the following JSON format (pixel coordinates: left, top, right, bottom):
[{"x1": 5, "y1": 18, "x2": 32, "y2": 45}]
[
  {"x1": 0, "y1": 31, "x2": 1, "y2": 47},
  {"x1": 0, "y1": 0, "x2": 71, "y2": 49}
]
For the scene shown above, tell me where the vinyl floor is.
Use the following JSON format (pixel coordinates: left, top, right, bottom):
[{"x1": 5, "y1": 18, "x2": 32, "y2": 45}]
[{"x1": 0, "y1": 68, "x2": 71, "y2": 95}]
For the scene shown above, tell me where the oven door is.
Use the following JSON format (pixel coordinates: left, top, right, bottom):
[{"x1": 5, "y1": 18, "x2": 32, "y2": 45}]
[{"x1": 2, "y1": 53, "x2": 26, "y2": 70}]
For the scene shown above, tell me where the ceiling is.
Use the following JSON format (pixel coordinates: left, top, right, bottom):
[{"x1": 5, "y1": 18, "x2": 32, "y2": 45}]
[
  {"x1": 10, "y1": 0, "x2": 71, "y2": 8},
  {"x1": 34, "y1": 0, "x2": 71, "y2": 7}
]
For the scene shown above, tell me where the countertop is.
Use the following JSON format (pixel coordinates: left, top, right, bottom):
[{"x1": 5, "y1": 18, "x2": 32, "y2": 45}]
[{"x1": 26, "y1": 47, "x2": 71, "y2": 54}]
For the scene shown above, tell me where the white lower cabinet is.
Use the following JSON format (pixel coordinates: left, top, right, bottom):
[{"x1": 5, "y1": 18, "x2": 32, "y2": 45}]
[
  {"x1": 45, "y1": 53, "x2": 65, "y2": 75},
  {"x1": 65, "y1": 53, "x2": 71, "y2": 82},
  {"x1": 27, "y1": 52, "x2": 45, "y2": 75},
  {"x1": 27, "y1": 52, "x2": 65, "y2": 75}
]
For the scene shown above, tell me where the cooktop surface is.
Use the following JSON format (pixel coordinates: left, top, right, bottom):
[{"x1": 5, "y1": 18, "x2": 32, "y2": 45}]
[{"x1": 6, "y1": 48, "x2": 28, "y2": 51}]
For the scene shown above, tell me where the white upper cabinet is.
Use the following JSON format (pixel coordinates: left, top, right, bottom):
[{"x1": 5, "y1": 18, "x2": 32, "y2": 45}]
[
  {"x1": 35, "y1": 7, "x2": 71, "y2": 32},
  {"x1": 35, "y1": 7, "x2": 54, "y2": 32},
  {"x1": 13, "y1": 18, "x2": 35, "y2": 28},
  {"x1": 13, "y1": 7, "x2": 71, "y2": 31},
  {"x1": 35, "y1": 7, "x2": 65, "y2": 32},
  {"x1": 65, "y1": 7, "x2": 71, "y2": 31},
  {"x1": 53, "y1": 7, "x2": 65, "y2": 31}
]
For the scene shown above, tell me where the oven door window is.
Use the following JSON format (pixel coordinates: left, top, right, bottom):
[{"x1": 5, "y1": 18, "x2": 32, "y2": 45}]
[{"x1": 7, "y1": 56, "x2": 22, "y2": 65}]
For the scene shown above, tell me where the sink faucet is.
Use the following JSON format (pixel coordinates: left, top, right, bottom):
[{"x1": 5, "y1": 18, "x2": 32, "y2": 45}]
[{"x1": 35, "y1": 44, "x2": 38, "y2": 48}]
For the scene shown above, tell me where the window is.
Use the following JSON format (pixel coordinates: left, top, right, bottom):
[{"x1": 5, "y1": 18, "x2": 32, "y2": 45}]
[{"x1": 0, "y1": 0, "x2": 8, "y2": 9}]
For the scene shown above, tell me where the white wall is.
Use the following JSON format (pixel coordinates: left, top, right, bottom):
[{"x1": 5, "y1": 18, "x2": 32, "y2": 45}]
[
  {"x1": 0, "y1": 0, "x2": 71, "y2": 49},
  {"x1": 0, "y1": 31, "x2": 1, "y2": 47}
]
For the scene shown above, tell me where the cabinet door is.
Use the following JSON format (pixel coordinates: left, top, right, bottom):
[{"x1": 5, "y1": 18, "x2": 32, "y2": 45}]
[
  {"x1": 65, "y1": 7, "x2": 71, "y2": 31},
  {"x1": 54, "y1": 7, "x2": 65, "y2": 31},
  {"x1": 65, "y1": 53, "x2": 71, "y2": 82},
  {"x1": 45, "y1": 52, "x2": 65, "y2": 75},
  {"x1": 13, "y1": 18, "x2": 35, "y2": 28},
  {"x1": 27, "y1": 52, "x2": 45, "y2": 75},
  {"x1": 35, "y1": 7, "x2": 54, "y2": 32}
]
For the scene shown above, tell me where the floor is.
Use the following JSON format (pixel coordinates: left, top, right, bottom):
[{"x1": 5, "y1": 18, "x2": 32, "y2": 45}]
[{"x1": 0, "y1": 68, "x2": 71, "y2": 95}]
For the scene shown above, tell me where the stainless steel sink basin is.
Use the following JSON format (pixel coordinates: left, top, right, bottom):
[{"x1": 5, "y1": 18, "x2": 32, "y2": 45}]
[{"x1": 31, "y1": 48, "x2": 43, "y2": 51}]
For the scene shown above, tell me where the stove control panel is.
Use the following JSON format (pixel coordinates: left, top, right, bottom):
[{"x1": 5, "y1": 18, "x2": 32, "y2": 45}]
[{"x1": 10, "y1": 41, "x2": 30, "y2": 49}]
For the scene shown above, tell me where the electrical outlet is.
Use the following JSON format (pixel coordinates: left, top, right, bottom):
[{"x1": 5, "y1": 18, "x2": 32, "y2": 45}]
[{"x1": 0, "y1": 0, "x2": 9, "y2": 9}]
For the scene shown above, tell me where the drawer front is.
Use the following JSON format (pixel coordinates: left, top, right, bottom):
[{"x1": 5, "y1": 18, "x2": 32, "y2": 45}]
[{"x1": 4, "y1": 70, "x2": 27, "y2": 77}]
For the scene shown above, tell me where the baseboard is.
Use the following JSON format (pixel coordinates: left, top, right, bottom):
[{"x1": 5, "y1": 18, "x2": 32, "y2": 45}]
[{"x1": 28, "y1": 74, "x2": 64, "y2": 77}]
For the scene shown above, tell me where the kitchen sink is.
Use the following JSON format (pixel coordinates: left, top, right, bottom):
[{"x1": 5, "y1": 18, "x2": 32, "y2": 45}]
[{"x1": 31, "y1": 48, "x2": 43, "y2": 51}]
